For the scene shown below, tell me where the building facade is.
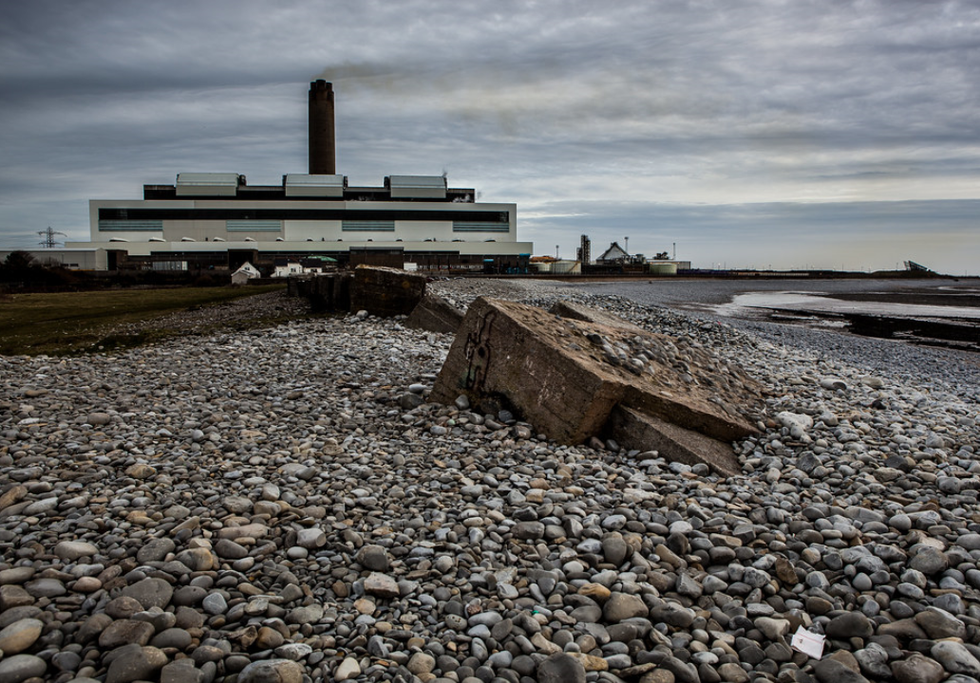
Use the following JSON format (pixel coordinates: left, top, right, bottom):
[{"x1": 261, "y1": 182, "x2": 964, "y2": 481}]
[{"x1": 78, "y1": 172, "x2": 531, "y2": 273}]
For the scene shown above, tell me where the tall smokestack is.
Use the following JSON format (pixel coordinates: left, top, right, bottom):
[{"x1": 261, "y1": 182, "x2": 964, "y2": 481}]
[{"x1": 309, "y1": 80, "x2": 335, "y2": 175}]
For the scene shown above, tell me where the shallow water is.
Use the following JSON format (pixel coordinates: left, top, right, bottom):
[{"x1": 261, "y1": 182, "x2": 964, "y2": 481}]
[
  {"x1": 569, "y1": 277, "x2": 980, "y2": 351},
  {"x1": 710, "y1": 290, "x2": 980, "y2": 321}
]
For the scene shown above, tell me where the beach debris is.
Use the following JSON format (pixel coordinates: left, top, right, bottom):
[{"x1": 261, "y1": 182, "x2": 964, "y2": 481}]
[
  {"x1": 404, "y1": 293, "x2": 465, "y2": 334},
  {"x1": 430, "y1": 297, "x2": 763, "y2": 474}
]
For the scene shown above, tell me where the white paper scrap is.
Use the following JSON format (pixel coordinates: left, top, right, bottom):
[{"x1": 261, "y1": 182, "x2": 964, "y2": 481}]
[{"x1": 791, "y1": 626, "x2": 825, "y2": 659}]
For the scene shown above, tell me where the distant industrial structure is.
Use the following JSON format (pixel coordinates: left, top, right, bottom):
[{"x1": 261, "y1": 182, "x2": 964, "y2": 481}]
[
  {"x1": 528, "y1": 237, "x2": 691, "y2": 276},
  {"x1": 576, "y1": 235, "x2": 591, "y2": 265},
  {"x1": 7, "y1": 81, "x2": 532, "y2": 273},
  {"x1": 574, "y1": 236, "x2": 691, "y2": 275}
]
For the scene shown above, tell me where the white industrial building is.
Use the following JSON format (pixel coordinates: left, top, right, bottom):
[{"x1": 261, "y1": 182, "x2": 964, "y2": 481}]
[
  {"x1": 25, "y1": 80, "x2": 533, "y2": 273},
  {"x1": 78, "y1": 171, "x2": 529, "y2": 273}
]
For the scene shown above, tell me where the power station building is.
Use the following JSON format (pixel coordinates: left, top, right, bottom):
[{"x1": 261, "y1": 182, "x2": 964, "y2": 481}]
[{"x1": 63, "y1": 81, "x2": 532, "y2": 273}]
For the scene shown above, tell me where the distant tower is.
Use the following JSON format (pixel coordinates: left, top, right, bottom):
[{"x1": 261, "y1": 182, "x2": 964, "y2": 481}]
[
  {"x1": 38, "y1": 227, "x2": 67, "y2": 248},
  {"x1": 577, "y1": 234, "x2": 591, "y2": 264},
  {"x1": 309, "y1": 80, "x2": 336, "y2": 175}
]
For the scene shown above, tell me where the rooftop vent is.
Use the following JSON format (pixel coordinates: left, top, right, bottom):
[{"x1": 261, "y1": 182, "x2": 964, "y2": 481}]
[
  {"x1": 387, "y1": 175, "x2": 447, "y2": 199},
  {"x1": 285, "y1": 173, "x2": 346, "y2": 197},
  {"x1": 176, "y1": 173, "x2": 240, "y2": 197}
]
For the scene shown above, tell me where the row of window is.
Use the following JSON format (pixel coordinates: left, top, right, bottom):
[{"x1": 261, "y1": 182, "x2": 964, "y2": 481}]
[
  {"x1": 98, "y1": 219, "x2": 511, "y2": 234},
  {"x1": 100, "y1": 207, "x2": 510, "y2": 223}
]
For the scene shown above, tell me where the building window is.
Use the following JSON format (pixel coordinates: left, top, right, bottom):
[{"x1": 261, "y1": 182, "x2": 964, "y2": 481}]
[
  {"x1": 342, "y1": 220, "x2": 395, "y2": 232},
  {"x1": 98, "y1": 220, "x2": 163, "y2": 231},
  {"x1": 226, "y1": 220, "x2": 282, "y2": 232},
  {"x1": 453, "y1": 221, "x2": 510, "y2": 233}
]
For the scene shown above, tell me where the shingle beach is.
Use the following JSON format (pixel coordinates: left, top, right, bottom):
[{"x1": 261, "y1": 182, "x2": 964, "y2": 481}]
[{"x1": 1, "y1": 278, "x2": 978, "y2": 683}]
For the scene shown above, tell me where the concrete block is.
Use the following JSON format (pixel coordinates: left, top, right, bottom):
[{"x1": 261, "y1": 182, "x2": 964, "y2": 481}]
[
  {"x1": 431, "y1": 297, "x2": 761, "y2": 474},
  {"x1": 350, "y1": 265, "x2": 426, "y2": 317},
  {"x1": 287, "y1": 273, "x2": 351, "y2": 312},
  {"x1": 607, "y1": 406, "x2": 741, "y2": 477},
  {"x1": 405, "y1": 293, "x2": 465, "y2": 334},
  {"x1": 549, "y1": 300, "x2": 646, "y2": 334}
]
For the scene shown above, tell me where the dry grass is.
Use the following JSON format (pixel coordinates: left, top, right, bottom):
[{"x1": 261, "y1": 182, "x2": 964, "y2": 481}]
[{"x1": 0, "y1": 284, "x2": 288, "y2": 356}]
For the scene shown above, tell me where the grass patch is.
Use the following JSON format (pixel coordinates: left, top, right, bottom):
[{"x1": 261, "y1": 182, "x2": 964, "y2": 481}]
[{"x1": 0, "y1": 284, "x2": 287, "y2": 356}]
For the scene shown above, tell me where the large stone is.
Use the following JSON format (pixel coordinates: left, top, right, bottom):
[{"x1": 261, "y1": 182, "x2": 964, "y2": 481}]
[
  {"x1": 77, "y1": 613, "x2": 113, "y2": 643},
  {"x1": 237, "y1": 658, "x2": 304, "y2": 683},
  {"x1": 814, "y1": 658, "x2": 871, "y2": 683},
  {"x1": 431, "y1": 298, "x2": 760, "y2": 473},
  {"x1": 603, "y1": 593, "x2": 649, "y2": 622},
  {"x1": 910, "y1": 547, "x2": 949, "y2": 575},
  {"x1": 0, "y1": 654, "x2": 47, "y2": 682},
  {"x1": 601, "y1": 532, "x2": 630, "y2": 566},
  {"x1": 356, "y1": 544, "x2": 390, "y2": 572},
  {"x1": 350, "y1": 265, "x2": 426, "y2": 318},
  {"x1": 608, "y1": 406, "x2": 741, "y2": 477},
  {"x1": 0, "y1": 618, "x2": 43, "y2": 655},
  {"x1": 915, "y1": 606, "x2": 966, "y2": 639},
  {"x1": 286, "y1": 604, "x2": 324, "y2": 625},
  {"x1": 334, "y1": 657, "x2": 361, "y2": 681},
  {"x1": 160, "y1": 659, "x2": 205, "y2": 683},
  {"x1": 363, "y1": 572, "x2": 401, "y2": 598},
  {"x1": 175, "y1": 547, "x2": 216, "y2": 571},
  {"x1": 0, "y1": 605, "x2": 41, "y2": 629},
  {"x1": 0, "y1": 485, "x2": 28, "y2": 511},
  {"x1": 105, "y1": 644, "x2": 167, "y2": 683},
  {"x1": 122, "y1": 577, "x2": 174, "y2": 609},
  {"x1": 0, "y1": 584, "x2": 33, "y2": 610},
  {"x1": 931, "y1": 641, "x2": 980, "y2": 677},
  {"x1": 405, "y1": 293, "x2": 465, "y2": 334},
  {"x1": 825, "y1": 611, "x2": 874, "y2": 639},
  {"x1": 538, "y1": 652, "x2": 587, "y2": 683},
  {"x1": 99, "y1": 619, "x2": 156, "y2": 648},
  {"x1": 137, "y1": 538, "x2": 176, "y2": 564},
  {"x1": 891, "y1": 654, "x2": 946, "y2": 683},
  {"x1": 295, "y1": 528, "x2": 326, "y2": 549},
  {"x1": 54, "y1": 540, "x2": 98, "y2": 560},
  {"x1": 407, "y1": 652, "x2": 436, "y2": 675}
]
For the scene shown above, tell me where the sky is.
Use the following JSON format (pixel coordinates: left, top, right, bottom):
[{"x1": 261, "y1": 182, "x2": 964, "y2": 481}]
[{"x1": 1, "y1": 0, "x2": 979, "y2": 274}]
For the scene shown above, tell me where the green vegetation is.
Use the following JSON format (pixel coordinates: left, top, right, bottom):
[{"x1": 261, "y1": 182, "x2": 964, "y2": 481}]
[{"x1": 0, "y1": 284, "x2": 287, "y2": 356}]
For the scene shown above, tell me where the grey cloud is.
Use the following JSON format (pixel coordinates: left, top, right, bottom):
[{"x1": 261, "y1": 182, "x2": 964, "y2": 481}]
[{"x1": 1, "y1": 0, "x2": 978, "y2": 272}]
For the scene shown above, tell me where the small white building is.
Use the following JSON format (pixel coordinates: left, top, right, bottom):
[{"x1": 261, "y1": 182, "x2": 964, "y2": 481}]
[
  {"x1": 231, "y1": 261, "x2": 261, "y2": 285},
  {"x1": 271, "y1": 256, "x2": 337, "y2": 278},
  {"x1": 272, "y1": 261, "x2": 304, "y2": 278}
]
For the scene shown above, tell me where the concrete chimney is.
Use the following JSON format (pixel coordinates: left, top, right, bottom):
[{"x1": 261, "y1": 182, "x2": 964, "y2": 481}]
[{"x1": 309, "y1": 80, "x2": 335, "y2": 175}]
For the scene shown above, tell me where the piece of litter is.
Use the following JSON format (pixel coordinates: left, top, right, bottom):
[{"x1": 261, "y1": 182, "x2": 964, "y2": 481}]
[{"x1": 791, "y1": 626, "x2": 825, "y2": 659}]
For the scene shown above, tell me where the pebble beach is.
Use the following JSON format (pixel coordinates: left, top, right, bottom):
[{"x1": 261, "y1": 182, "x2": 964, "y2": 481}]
[{"x1": 1, "y1": 278, "x2": 979, "y2": 683}]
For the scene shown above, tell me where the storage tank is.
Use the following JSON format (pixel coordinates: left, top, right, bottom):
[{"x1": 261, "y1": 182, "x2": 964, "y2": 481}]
[
  {"x1": 649, "y1": 262, "x2": 678, "y2": 275},
  {"x1": 551, "y1": 260, "x2": 581, "y2": 274}
]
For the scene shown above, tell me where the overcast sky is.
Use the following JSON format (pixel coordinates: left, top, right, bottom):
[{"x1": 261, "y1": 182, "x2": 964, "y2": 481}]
[{"x1": 2, "y1": 0, "x2": 978, "y2": 273}]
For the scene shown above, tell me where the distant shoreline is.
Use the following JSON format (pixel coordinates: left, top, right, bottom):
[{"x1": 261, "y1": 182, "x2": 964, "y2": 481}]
[{"x1": 565, "y1": 277, "x2": 980, "y2": 354}]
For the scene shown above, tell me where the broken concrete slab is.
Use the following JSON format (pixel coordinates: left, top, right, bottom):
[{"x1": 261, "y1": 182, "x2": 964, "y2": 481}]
[
  {"x1": 550, "y1": 300, "x2": 646, "y2": 335},
  {"x1": 431, "y1": 297, "x2": 762, "y2": 474},
  {"x1": 607, "y1": 406, "x2": 741, "y2": 477},
  {"x1": 350, "y1": 265, "x2": 426, "y2": 318},
  {"x1": 405, "y1": 293, "x2": 465, "y2": 334}
]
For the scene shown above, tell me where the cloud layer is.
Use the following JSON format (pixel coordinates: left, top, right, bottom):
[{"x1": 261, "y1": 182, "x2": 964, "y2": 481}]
[{"x1": 2, "y1": 0, "x2": 978, "y2": 273}]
